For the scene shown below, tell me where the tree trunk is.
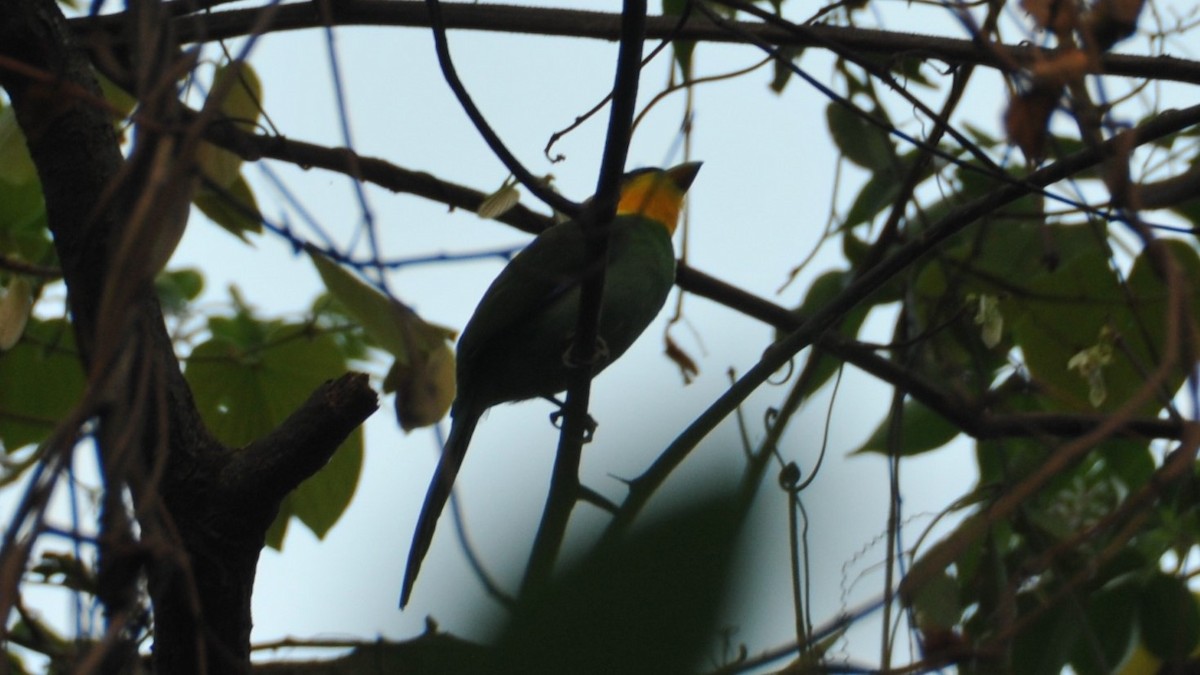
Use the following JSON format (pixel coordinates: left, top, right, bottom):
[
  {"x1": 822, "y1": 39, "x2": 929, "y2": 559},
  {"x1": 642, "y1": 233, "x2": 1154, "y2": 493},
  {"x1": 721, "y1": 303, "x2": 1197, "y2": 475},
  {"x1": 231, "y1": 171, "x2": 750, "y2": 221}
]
[{"x1": 0, "y1": 2, "x2": 377, "y2": 671}]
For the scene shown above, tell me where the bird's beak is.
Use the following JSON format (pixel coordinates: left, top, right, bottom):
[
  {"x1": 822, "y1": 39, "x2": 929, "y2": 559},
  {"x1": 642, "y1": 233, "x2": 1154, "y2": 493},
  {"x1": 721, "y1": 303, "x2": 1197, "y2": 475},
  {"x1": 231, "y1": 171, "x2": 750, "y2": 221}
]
[{"x1": 666, "y1": 161, "x2": 703, "y2": 192}]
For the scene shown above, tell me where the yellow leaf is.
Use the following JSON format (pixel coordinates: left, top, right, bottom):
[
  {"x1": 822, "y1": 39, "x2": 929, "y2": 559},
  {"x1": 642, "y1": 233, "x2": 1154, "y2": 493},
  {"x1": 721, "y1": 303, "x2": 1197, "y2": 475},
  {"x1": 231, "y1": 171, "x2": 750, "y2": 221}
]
[
  {"x1": 196, "y1": 62, "x2": 263, "y2": 189},
  {"x1": 0, "y1": 276, "x2": 33, "y2": 351},
  {"x1": 385, "y1": 342, "x2": 456, "y2": 431}
]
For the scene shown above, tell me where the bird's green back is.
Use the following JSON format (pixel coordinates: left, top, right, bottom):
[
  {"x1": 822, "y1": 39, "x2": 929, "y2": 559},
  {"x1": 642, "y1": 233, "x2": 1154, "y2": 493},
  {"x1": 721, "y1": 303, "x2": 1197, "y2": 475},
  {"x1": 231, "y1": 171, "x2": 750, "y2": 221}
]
[{"x1": 454, "y1": 215, "x2": 675, "y2": 411}]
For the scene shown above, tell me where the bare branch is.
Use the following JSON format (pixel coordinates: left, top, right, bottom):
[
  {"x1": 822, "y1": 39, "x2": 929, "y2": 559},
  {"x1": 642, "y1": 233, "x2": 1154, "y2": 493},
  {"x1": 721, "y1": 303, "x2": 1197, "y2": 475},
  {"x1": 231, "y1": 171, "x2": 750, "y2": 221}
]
[{"x1": 72, "y1": 2, "x2": 1200, "y2": 85}]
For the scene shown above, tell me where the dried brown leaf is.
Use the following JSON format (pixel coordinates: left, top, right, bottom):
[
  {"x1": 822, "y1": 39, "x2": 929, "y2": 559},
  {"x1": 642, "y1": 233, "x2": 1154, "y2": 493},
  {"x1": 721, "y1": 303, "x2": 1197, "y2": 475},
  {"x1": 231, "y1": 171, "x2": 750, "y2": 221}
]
[
  {"x1": 1030, "y1": 49, "x2": 1091, "y2": 90},
  {"x1": 1004, "y1": 90, "x2": 1058, "y2": 163},
  {"x1": 665, "y1": 334, "x2": 700, "y2": 384},
  {"x1": 1021, "y1": 0, "x2": 1079, "y2": 34}
]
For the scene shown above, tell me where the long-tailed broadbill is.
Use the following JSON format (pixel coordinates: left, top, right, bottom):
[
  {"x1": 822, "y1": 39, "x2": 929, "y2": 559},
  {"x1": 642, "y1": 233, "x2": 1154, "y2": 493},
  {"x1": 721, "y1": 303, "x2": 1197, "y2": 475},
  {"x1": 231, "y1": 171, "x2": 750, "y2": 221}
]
[{"x1": 400, "y1": 162, "x2": 702, "y2": 607}]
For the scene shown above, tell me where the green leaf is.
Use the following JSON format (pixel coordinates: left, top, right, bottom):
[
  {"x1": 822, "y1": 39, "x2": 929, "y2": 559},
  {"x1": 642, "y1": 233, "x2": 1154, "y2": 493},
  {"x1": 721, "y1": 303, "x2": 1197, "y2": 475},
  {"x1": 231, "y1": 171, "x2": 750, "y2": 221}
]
[
  {"x1": 769, "y1": 46, "x2": 803, "y2": 94},
  {"x1": 0, "y1": 275, "x2": 33, "y2": 350},
  {"x1": 492, "y1": 488, "x2": 739, "y2": 674},
  {"x1": 0, "y1": 209, "x2": 51, "y2": 270},
  {"x1": 264, "y1": 507, "x2": 289, "y2": 550},
  {"x1": 0, "y1": 104, "x2": 47, "y2": 257},
  {"x1": 826, "y1": 102, "x2": 894, "y2": 172},
  {"x1": 1070, "y1": 577, "x2": 1139, "y2": 675},
  {"x1": 0, "y1": 105, "x2": 37, "y2": 186},
  {"x1": 193, "y1": 62, "x2": 264, "y2": 241},
  {"x1": 155, "y1": 268, "x2": 205, "y2": 315},
  {"x1": 1138, "y1": 573, "x2": 1200, "y2": 662},
  {"x1": 186, "y1": 320, "x2": 360, "y2": 547},
  {"x1": 94, "y1": 68, "x2": 136, "y2": 122},
  {"x1": 976, "y1": 435, "x2": 1045, "y2": 488},
  {"x1": 911, "y1": 571, "x2": 962, "y2": 631},
  {"x1": 662, "y1": 0, "x2": 695, "y2": 76},
  {"x1": 853, "y1": 398, "x2": 959, "y2": 456},
  {"x1": 311, "y1": 293, "x2": 374, "y2": 361},
  {"x1": 307, "y1": 245, "x2": 455, "y2": 361},
  {"x1": 1098, "y1": 438, "x2": 1154, "y2": 490},
  {"x1": 1008, "y1": 251, "x2": 1122, "y2": 411},
  {"x1": 1123, "y1": 239, "x2": 1200, "y2": 398},
  {"x1": 0, "y1": 319, "x2": 85, "y2": 452},
  {"x1": 889, "y1": 55, "x2": 934, "y2": 87},
  {"x1": 963, "y1": 123, "x2": 999, "y2": 148},
  {"x1": 787, "y1": 269, "x2": 872, "y2": 401},
  {"x1": 1010, "y1": 240, "x2": 1200, "y2": 414},
  {"x1": 1012, "y1": 593, "x2": 1082, "y2": 675},
  {"x1": 840, "y1": 149, "x2": 938, "y2": 230},
  {"x1": 196, "y1": 61, "x2": 262, "y2": 189},
  {"x1": 186, "y1": 326, "x2": 337, "y2": 447},
  {"x1": 194, "y1": 172, "x2": 263, "y2": 240},
  {"x1": 310, "y1": 246, "x2": 457, "y2": 428},
  {"x1": 841, "y1": 228, "x2": 870, "y2": 266},
  {"x1": 288, "y1": 427, "x2": 362, "y2": 541},
  {"x1": 842, "y1": 166, "x2": 900, "y2": 228},
  {"x1": 1170, "y1": 197, "x2": 1200, "y2": 231}
]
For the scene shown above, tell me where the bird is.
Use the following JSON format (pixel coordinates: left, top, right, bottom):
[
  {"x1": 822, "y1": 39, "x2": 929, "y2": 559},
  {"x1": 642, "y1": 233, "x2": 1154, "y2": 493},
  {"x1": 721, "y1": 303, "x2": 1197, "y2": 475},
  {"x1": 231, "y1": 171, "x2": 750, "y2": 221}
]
[{"x1": 400, "y1": 161, "x2": 702, "y2": 607}]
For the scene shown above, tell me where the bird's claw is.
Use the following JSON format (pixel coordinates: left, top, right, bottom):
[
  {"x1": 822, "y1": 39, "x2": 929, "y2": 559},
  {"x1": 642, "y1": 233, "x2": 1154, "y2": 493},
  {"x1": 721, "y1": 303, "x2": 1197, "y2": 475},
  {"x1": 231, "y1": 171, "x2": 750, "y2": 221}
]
[
  {"x1": 549, "y1": 409, "x2": 598, "y2": 442},
  {"x1": 561, "y1": 336, "x2": 610, "y2": 369}
]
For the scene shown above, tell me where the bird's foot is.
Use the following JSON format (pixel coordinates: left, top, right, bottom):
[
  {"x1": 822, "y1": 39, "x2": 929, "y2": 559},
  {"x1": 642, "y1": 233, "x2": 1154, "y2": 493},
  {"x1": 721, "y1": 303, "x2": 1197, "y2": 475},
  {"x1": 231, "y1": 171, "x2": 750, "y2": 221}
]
[
  {"x1": 549, "y1": 408, "x2": 598, "y2": 442},
  {"x1": 561, "y1": 336, "x2": 610, "y2": 369}
]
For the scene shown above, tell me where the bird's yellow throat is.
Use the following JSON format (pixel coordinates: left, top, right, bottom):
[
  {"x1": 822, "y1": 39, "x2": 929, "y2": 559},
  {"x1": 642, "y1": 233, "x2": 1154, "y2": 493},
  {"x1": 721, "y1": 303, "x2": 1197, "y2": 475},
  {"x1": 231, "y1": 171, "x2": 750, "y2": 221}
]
[{"x1": 616, "y1": 172, "x2": 687, "y2": 236}]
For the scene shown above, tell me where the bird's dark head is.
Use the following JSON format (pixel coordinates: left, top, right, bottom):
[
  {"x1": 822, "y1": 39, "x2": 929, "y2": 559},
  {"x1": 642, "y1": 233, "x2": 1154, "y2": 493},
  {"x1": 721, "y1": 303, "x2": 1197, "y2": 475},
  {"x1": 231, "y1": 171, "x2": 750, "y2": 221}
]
[{"x1": 616, "y1": 161, "x2": 702, "y2": 235}]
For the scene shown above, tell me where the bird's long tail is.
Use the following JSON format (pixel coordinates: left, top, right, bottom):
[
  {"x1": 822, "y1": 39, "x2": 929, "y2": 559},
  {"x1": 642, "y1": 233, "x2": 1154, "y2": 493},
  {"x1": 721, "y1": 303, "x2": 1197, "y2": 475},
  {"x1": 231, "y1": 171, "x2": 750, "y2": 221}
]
[{"x1": 400, "y1": 406, "x2": 479, "y2": 607}]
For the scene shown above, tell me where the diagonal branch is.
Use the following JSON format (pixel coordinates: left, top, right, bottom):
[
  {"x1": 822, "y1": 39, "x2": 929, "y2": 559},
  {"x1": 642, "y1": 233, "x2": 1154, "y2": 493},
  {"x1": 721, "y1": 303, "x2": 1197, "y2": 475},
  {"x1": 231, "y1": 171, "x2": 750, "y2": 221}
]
[
  {"x1": 676, "y1": 264, "x2": 1186, "y2": 442},
  {"x1": 196, "y1": 122, "x2": 1194, "y2": 446},
  {"x1": 598, "y1": 102, "x2": 1200, "y2": 546}
]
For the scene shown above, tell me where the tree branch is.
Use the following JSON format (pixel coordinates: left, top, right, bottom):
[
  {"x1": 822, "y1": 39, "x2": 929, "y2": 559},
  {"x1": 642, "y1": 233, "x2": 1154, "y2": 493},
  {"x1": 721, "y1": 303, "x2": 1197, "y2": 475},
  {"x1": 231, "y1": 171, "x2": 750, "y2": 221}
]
[
  {"x1": 198, "y1": 121, "x2": 554, "y2": 235},
  {"x1": 676, "y1": 264, "x2": 1186, "y2": 442},
  {"x1": 599, "y1": 101, "x2": 1200, "y2": 545},
  {"x1": 71, "y1": 1, "x2": 1200, "y2": 85},
  {"x1": 0, "y1": 3, "x2": 379, "y2": 671},
  {"x1": 422, "y1": 0, "x2": 577, "y2": 216},
  {"x1": 519, "y1": 0, "x2": 648, "y2": 599},
  {"x1": 194, "y1": 121, "x2": 1196, "y2": 448},
  {"x1": 224, "y1": 373, "x2": 379, "y2": 503}
]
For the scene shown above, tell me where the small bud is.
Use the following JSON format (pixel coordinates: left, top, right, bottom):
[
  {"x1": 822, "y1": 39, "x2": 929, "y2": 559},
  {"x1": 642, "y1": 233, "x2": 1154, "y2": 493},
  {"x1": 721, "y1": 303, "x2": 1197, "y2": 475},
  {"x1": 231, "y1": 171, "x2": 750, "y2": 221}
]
[
  {"x1": 0, "y1": 276, "x2": 32, "y2": 351},
  {"x1": 973, "y1": 294, "x2": 1004, "y2": 349},
  {"x1": 1067, "y1": 327, "x2": 1115, "y2": 407},
  {"x1": 476, "y1": 177, "x2": 521, "y2": 220}
]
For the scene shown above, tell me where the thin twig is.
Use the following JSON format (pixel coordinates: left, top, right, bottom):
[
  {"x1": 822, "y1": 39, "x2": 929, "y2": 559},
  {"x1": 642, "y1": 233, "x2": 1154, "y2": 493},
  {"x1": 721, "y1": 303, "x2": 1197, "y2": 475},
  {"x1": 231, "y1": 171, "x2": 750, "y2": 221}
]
[
  {"x1": 424, "y1": 0, "x2": 579, "y2": 216},
  {"x1": 519, "y1": 0, "x2": 648, "y2": 599},
  {"x1": 600, "y1": 102, "x2": 1200, "y2": 547}
]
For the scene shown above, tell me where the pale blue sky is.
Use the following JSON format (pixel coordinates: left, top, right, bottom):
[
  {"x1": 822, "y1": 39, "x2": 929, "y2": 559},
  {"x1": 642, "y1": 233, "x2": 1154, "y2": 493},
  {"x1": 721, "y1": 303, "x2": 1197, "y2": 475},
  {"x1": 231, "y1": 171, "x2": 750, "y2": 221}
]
[
  {"x1": 24, "y1": 0, "x2": 1196, "y2": 669},
  {"x1": 173, "y1": 4, "x2": 981, "y2": 666}
]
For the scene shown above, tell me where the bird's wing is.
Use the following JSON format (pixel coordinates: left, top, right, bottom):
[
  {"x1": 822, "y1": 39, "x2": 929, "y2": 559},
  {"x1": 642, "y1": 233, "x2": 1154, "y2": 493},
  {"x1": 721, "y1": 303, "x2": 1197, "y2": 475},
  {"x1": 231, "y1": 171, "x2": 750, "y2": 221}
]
[{"x1": 455, "y1": 219, "x2": 591, "y2": 366}]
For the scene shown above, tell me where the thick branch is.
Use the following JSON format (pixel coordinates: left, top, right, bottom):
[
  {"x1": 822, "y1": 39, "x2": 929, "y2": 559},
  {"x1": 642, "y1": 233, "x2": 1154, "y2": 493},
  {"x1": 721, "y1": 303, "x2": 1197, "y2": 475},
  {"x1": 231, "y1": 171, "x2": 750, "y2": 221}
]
[
  {"x1": 72, "y1": 1, "x2": 1200, "y2": 85},
  {"x1": 199, "y1": 123, "x2": 552, "y2": 235},
  {"x1": 195, "y1": 120, "x2": 1197, "y2": 446},
  {"x1": 224, "y1": 373, "x2": 379, "y2": 502},
  {"x1": 676, "y1": 264, "x2": 1186, "y2": 442},
  {"x1": 0, "y1": 3, "x2": 380, "y2": 672}
]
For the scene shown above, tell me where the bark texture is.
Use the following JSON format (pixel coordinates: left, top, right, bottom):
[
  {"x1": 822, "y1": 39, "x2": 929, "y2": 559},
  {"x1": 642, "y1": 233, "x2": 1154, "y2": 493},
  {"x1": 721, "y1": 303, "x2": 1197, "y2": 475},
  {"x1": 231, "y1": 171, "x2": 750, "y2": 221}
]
[{"x1": 0, "y1": 2, "x2": 378, "y2": 672}]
